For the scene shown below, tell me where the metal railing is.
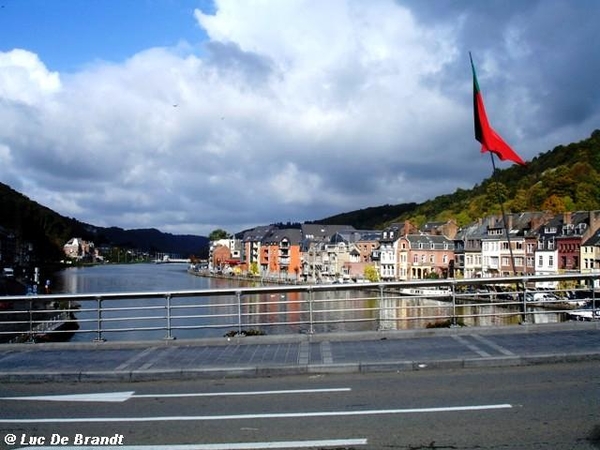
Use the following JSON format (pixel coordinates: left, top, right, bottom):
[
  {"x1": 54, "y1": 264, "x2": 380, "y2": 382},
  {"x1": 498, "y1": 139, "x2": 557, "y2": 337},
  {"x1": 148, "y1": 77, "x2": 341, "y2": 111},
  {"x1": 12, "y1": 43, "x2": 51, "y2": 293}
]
[{"x1": 0, "y1": 273, "x2": 598, "y2": 343}]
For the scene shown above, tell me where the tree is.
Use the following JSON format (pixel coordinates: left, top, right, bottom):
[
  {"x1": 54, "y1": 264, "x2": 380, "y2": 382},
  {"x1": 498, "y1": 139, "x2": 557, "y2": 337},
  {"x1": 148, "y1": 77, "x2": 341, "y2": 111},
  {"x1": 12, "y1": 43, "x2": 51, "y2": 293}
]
[
  {"x1": 208, "y1": 229, "x2": 230, "y2": 241},
  {"x1": 364, "y1": 265, "x2": 380, "y2": 282},
  {"x1": 541, "y1": 194, "x2": 566, "y2": 213},
  {"x1": 249, "y1": 262, "x2": 260, "y2": 277}
]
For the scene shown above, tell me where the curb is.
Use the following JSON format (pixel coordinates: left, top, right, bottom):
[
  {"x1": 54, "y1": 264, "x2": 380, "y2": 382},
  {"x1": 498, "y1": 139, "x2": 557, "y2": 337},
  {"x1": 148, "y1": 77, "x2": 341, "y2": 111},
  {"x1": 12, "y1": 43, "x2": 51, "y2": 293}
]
[{"x1": 2, "y1": 351, "x2": 600, "y2": 383}]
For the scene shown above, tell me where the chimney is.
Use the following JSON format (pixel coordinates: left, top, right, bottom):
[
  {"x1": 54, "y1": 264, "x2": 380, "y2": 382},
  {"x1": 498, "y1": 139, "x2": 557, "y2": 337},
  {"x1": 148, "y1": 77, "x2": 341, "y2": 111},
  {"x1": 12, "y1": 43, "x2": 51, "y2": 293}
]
[{"x1": 563, "y1": 212, "x2": 572, "y2": 225}]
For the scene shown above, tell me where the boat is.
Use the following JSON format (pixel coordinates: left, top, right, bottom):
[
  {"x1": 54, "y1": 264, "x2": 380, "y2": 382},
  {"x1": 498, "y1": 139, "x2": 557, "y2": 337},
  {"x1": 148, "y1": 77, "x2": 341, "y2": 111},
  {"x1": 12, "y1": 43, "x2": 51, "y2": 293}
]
[
  {"x1": 400, "y1": 287, "x2": 452, "y2": 298},
  {"x1": 567, "y1": 303, "x2": 600, "y2": 321}
]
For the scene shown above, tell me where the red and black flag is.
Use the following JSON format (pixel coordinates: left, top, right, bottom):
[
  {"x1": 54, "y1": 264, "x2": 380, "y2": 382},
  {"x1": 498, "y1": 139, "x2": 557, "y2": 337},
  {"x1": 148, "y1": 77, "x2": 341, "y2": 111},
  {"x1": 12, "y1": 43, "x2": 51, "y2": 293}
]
[{"x1": 470, "y1": 53, "x2": 525, "y2": 166}]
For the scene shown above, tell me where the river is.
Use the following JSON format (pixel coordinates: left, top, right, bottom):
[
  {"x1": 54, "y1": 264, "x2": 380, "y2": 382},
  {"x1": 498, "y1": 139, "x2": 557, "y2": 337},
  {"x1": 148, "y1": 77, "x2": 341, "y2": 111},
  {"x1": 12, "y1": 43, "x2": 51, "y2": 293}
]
[{"x1": 52, "y1": 263, "x2": 263, "y2": 342}]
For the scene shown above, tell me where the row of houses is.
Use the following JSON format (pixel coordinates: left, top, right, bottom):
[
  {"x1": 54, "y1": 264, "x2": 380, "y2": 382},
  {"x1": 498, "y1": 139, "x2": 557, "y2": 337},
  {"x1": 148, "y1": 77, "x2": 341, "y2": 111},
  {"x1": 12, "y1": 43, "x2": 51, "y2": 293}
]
[{"x1": 208, "y1": 211, "x2": 600, "y2": 285}]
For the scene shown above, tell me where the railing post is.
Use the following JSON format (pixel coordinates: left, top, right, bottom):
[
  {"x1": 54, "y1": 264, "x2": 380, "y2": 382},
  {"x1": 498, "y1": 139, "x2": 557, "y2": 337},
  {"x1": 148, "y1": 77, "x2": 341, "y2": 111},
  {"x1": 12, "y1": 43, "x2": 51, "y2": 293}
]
[
  {"x1": 164, "y1": 294, "x2": 175, "y2": 340},
  {"x1": 27, "y1": 298, "x2": 35, "y2": 343},
  {"x1": 451, "y1": 281, "x2": 457, "y2": 327},
  {"x1": 378, "y1": 283, "x2": 387, "y2": 331},
  {"x1": 93, "y1": 296, "x2": 105, "y2": 342},
  {"x1": 592, "y1": 276, "x2": 598, "y2": 320},
  {"x1": 308, "y1": 286, "x2": 314, "y2": 334},
  {"x1": 236, "y1": 290, "x2": 242, "y2": 336},
  {"x1": 521, "y1": 279, "x2": 529, "y2": 325}
]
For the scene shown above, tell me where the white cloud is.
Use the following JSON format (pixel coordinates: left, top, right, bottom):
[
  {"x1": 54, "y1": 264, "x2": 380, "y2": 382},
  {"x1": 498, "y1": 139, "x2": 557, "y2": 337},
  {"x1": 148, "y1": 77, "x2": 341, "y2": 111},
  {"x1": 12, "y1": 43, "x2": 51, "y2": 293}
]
[
  {"x1": 0, "y1": 1, "x2": 599, "y2": 236},
  {"x1": 0, "y1": 49, "x2": 61, "y2": 105}
]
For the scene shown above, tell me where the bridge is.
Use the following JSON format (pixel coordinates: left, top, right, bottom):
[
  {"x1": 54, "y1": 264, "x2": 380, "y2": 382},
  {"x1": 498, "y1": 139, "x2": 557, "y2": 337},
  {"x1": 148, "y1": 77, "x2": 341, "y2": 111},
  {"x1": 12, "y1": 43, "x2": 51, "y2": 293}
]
[
  {"x1": 152, "y1": 255, "x2": 191, "y2": 264},
  {"x1": 0, "y1": 272, "x2": 599, "y2": 383}
]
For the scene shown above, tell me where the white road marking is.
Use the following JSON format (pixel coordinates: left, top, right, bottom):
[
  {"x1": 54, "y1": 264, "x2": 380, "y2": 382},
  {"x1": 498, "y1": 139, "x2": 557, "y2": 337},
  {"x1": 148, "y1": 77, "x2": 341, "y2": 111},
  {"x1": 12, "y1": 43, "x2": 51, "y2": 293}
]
[
  {"x1": 0, "y1": 403, "x2": 512, "y2": 423},
  {"x1": 472, "y1": 334, "x2": 516, "y2": 356},
  {"x1": 452, "y1": 335, "x2": 491, "y2": 357},
  {"x1": 115, "y1": 347, "x2": 158, "y2": 371},
  {"x1": 133, "y1": 388, "x2": 351, "y2": 399},
  {"x1": 0, "y1": 391, "x2": 136, "y2": 403},
  {"x1": 0, "y1": 388, "x2": 351, "y2": 403},
  {"x1": 16, "y1": 438, "x2": 368, "y2": 450}
]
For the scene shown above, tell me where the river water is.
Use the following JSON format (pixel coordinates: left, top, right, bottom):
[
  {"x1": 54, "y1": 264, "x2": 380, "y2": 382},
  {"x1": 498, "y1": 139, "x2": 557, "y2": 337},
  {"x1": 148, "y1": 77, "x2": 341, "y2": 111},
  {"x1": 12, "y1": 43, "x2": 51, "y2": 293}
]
[
  {"x1": 52, "y1": 263, "x2": 260, "y2": 341},
  {"x1": 50, "y1": 264, "x2": 562, "y2": 342},
  {"x1": 54, "y1": 263, "x2": 226, "y2": 294}
]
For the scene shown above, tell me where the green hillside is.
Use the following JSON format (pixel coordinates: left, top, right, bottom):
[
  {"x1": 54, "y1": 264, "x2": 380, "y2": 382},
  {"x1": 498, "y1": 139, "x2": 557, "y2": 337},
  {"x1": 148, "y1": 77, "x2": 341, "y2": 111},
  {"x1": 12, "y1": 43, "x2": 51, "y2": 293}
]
[
  {"x1": 317, "y1": 129, "x2": 600, "y2": 229},
  {"x1": 0, "y1": 183, "x2": 208, "y2": 264}
]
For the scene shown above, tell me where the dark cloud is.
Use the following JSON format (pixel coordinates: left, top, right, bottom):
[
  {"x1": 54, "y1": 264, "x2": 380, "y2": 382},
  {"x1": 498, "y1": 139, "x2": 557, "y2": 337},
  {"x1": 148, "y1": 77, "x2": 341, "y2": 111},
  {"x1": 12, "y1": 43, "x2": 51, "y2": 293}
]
[{"x1": 1, "y1": 1, "x2": 599, "y2": 236}]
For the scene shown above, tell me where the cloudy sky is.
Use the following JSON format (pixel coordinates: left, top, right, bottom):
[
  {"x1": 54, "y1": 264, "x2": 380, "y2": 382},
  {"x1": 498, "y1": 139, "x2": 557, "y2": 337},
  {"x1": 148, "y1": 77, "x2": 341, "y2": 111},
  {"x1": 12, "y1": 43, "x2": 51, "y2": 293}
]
[{"x1": 1, "y1": 0, "x2": 599, "y2": 237}]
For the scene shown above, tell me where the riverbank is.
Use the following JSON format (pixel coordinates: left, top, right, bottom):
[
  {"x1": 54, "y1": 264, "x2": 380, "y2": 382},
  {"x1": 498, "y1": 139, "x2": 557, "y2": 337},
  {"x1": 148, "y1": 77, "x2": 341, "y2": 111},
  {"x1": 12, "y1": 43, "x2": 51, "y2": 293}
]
[{"x1": 188, "y1": 268, "x2": 306, "y2": 285}]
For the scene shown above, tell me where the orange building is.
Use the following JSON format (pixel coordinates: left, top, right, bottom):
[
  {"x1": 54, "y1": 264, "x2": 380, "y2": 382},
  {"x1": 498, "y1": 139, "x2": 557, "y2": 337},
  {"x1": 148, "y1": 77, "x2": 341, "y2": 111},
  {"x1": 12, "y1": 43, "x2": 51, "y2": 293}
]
[{"x1": 261, "y1": 228, "x2": 303, "y2": 280}]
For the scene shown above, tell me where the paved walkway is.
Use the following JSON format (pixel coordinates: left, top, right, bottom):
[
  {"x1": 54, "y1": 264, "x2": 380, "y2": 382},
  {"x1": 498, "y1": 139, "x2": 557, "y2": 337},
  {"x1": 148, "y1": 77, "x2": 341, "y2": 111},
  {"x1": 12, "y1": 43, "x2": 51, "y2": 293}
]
[{"x1": 1, "y1": 322, "x2": 599, "y2": 382}]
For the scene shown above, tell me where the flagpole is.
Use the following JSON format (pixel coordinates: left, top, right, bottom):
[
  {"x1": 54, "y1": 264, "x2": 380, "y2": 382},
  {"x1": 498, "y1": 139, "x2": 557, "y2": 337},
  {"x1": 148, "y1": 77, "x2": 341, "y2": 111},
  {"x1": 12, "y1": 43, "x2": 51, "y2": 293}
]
[{"x1": 489, "y1": 152, "x2": 518, "y2": 276}]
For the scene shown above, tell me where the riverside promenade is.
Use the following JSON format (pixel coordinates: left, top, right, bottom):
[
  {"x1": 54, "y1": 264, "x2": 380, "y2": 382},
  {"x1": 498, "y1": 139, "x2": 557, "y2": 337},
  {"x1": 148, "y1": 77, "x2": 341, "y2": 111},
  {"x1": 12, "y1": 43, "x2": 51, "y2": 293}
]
[{"x1": 0, "y1": 321, "x2": 599, "y2": 383}]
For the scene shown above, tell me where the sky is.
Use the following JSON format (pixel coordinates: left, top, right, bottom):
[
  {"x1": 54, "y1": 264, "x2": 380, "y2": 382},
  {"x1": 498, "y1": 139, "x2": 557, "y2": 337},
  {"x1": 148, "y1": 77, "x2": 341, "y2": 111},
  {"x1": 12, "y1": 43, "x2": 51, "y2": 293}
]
[{"x1": 1, "y1": 0, "x2": 599, "y2": 237}]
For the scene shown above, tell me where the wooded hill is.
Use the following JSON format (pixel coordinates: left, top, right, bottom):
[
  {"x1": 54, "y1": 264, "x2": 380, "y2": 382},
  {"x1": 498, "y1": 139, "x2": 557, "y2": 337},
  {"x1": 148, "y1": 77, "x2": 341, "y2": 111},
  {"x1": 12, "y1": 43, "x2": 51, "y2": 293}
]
[
  {"x1": 316, "y1": 129, "x2": 600, "y2": 229},
  {"x1": 0, "y1": 182, "x2": 208, "y2": 263}
]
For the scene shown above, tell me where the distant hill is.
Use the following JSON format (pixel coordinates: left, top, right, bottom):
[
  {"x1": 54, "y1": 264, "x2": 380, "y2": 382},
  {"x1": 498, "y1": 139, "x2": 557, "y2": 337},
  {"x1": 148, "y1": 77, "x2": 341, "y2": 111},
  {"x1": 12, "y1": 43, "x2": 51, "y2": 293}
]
[
  {"x1": 97, "y1": 227, "x2": 208, "y2": 257},
  {"x1": 308, "y1": 203, "x2": 418, "y2": 229},
  {"x1": 0, "y1": 182, "x2": 209, "y2": 263},
  {"x1": 315, "y1": 129, "x2": 600, "y2": 229}
]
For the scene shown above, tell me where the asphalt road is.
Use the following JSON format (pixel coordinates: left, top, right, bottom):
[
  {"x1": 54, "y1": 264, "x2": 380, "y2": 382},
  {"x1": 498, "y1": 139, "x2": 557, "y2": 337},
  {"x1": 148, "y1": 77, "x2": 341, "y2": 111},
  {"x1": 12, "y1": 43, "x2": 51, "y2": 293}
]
[{"x1": 1, "y1": 361, "x2": 599, "y2": 449}]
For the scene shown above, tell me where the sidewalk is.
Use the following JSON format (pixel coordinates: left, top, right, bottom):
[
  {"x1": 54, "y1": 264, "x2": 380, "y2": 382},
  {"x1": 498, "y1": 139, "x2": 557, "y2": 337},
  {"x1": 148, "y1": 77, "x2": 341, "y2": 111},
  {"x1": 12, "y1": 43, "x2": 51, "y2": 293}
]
[{"x1": 1, "y1": 322, "x2": 599, "y2": 382}]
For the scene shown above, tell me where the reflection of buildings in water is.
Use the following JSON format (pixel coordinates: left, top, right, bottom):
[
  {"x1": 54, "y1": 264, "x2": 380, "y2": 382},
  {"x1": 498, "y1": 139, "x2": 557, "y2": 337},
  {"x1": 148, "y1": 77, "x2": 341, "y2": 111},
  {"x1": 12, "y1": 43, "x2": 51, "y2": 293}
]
[
  {"x1": 387, "y1": 297, "x2": 454, "y2": 330},
  {"x1": 379, "y1": 295, "x2": 397, "y2": 331}
]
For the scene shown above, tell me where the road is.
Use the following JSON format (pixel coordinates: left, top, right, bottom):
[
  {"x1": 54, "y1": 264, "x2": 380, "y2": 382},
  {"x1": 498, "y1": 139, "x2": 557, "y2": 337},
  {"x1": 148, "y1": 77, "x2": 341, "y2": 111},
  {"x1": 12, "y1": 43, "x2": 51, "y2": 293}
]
[{"x1": 0, "y1": 361, "x2": 599, "y2": 449}]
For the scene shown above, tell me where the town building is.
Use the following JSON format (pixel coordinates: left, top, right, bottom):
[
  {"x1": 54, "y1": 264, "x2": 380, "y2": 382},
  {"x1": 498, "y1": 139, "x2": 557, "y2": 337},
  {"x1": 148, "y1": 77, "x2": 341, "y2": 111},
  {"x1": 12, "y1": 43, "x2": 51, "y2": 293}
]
[
  {"x1": 63, "y1": 237, "x2": 96, "y2": 262},
  {"x1": 397, "y1": 234, "x2": 454, "y2": 280}
]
